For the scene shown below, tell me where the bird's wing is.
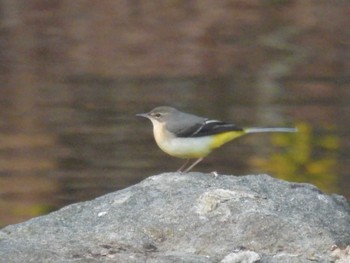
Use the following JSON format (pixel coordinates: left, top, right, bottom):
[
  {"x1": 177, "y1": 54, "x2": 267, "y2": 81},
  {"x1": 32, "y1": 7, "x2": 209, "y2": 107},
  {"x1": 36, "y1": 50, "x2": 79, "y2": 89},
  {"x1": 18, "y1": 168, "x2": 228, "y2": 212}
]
[
  {"x1": 169, "y1": 118, "x2": 243, "y2": 138},
  {"x1": 187, "y1": 120, "x2": 243, "y2": 137},
  {"x1": 165, "y1": 112, "x2": 207, "y2": 137}
]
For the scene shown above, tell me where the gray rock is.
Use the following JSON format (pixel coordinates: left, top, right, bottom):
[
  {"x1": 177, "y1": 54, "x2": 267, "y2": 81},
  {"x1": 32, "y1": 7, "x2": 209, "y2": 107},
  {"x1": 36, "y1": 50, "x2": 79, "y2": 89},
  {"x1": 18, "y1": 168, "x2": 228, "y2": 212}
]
[{"x1": 0, "y1": 173, "x2": 349, "y2": 263}]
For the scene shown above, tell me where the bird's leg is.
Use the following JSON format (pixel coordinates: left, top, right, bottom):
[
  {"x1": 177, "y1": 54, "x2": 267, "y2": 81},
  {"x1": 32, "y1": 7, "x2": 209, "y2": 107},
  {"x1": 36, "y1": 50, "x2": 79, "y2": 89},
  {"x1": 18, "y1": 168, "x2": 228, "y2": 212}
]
[
  {"x1": 183, "y1": 158, "x2": 204, "y2": 173},
  {"x1": 177, "y1": 159, "x2": 190, "y2": 173}
]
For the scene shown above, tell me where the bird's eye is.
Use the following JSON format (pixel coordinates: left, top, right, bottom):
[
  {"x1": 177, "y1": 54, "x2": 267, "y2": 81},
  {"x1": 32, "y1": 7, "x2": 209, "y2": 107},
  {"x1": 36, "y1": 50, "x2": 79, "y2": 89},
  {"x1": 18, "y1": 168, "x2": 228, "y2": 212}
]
[{"x1": 154, "y1": 113, "x2": 161, "y2": 118}]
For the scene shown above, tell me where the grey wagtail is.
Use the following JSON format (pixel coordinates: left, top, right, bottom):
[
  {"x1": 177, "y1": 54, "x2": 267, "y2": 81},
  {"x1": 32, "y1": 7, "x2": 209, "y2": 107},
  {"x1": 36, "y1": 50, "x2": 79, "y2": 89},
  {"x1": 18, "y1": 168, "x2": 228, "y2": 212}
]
[{"x1": 137, "y1": 106, "x2": 297, "y2": 172}]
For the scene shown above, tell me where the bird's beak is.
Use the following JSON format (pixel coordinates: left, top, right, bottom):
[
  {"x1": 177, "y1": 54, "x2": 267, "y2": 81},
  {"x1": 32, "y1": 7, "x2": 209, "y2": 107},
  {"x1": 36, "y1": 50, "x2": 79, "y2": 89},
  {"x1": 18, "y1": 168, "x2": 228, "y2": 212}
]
[{"x1": 136, "y1": 113, "x2": 149, "y2": 118}]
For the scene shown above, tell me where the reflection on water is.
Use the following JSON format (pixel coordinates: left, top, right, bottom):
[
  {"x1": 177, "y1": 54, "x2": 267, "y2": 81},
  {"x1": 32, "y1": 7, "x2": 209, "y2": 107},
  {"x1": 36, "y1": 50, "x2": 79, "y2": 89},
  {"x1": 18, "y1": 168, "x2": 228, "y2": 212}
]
[
  {"x1": 1, "y1": 84, "x2": 348, "y2": 228},
  {"x1": 0, "y1": 1, "x2": 349, "y2": 227},
  {"x1": 253, "y1": 122, "x2": 339, "y2": 192}
]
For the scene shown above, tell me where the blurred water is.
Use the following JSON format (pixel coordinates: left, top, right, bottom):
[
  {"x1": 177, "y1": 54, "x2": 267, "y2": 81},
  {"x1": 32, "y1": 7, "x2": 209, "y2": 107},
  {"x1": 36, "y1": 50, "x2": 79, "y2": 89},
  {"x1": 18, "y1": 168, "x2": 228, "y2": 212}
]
[{"x1": 0, "y1": 1, "x2": 349, "y2": 227}]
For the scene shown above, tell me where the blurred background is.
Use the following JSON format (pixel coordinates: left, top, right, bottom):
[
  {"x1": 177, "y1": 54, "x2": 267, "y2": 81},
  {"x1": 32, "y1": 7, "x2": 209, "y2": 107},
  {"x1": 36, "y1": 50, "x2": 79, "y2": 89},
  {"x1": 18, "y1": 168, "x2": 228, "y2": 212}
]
[{"x1": 0, "y1": 0, "x2": 349, "y2": 227}]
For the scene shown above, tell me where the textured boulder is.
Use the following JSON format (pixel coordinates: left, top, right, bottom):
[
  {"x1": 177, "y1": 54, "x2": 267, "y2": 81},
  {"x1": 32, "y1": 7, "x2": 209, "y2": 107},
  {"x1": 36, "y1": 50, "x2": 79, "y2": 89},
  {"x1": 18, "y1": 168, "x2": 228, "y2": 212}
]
[{"x1": 0, "y1": 173, "x2": 349, "y2": 263}]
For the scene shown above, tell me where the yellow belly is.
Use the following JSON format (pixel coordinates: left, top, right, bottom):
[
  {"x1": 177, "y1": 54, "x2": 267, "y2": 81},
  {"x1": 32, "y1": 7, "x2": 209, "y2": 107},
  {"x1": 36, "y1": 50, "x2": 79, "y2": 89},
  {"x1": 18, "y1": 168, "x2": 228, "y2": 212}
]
[
  {"x1": 155, "y1": 129, "x2": 245, "y2": 159},
  {"x1": 209, "y1": 131, "x2": 245, "y2": 149}
]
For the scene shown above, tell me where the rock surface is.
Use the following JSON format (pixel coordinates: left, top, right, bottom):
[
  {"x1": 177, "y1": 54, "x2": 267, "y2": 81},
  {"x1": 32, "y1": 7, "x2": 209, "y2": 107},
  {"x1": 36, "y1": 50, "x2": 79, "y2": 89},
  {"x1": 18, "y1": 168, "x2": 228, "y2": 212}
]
[{"x1": 0, "y1": 173, "x2": 349, "y2": 263}]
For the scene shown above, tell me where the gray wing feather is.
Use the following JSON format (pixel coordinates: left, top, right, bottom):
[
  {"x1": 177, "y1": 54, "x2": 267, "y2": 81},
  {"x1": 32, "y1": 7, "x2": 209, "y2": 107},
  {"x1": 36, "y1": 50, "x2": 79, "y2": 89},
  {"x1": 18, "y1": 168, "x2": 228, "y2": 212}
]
[
  {"x1": 166, "y1": 112, "x2": 242, "y2": 138},
  {"x1": 166, "y1": 111, "x2": 207, "y2": 137}
]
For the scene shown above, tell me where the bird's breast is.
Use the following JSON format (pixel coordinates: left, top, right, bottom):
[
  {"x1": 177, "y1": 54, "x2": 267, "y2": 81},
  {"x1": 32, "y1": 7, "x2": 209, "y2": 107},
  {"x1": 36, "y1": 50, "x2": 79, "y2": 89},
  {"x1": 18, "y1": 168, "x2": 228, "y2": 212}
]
[{"x1": 153, "y1": 125, "x2": 213, "y2": 158}]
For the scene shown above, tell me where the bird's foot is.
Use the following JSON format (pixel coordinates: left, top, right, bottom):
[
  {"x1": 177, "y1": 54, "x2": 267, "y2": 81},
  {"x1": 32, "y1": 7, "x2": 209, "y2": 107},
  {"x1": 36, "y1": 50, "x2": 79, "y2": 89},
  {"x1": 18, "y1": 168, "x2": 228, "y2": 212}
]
[{"x1": 210, "y1": 171, "x2": 219, "y2": 178}]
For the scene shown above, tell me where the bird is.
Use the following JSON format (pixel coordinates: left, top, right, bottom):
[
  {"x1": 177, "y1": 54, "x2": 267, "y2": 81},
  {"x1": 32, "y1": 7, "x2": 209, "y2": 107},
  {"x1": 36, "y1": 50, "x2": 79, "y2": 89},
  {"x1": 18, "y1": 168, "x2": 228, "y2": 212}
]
[{"x1": 136, "y1": 106, "x2": 297, "y2": 172}]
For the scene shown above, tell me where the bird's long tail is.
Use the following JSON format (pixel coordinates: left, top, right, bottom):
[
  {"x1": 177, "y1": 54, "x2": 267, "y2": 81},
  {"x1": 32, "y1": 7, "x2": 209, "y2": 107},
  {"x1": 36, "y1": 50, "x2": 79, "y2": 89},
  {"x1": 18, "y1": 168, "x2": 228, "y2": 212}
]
[{"x1": 244, "y1": 127, "x2": 298, "y2": 134}]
